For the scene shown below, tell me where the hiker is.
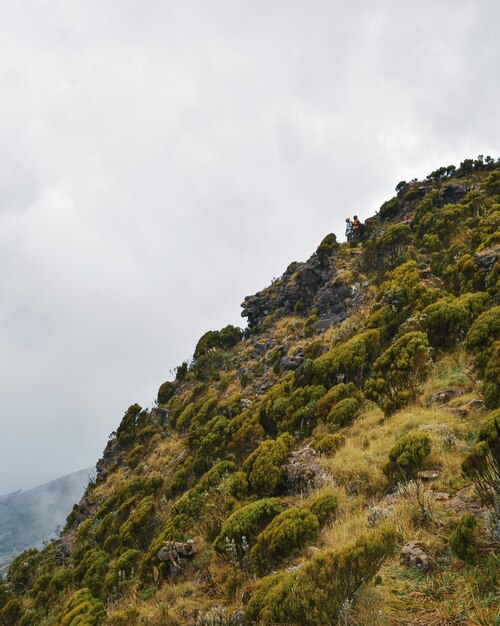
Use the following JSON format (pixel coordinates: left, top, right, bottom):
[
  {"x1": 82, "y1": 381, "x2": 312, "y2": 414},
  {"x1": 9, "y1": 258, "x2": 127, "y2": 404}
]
[
  {"x1": 351, "y1": 215, "x2": 365, "y2": 240},
  {"x1": 345, "y1": 217, "x2": 353, "y2": 241}
]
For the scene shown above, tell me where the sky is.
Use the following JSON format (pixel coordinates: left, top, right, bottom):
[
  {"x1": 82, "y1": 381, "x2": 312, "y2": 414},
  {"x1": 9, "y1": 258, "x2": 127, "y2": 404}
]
[{"x1": 0, "y1": 0, "x2": 498, "y2": 494}]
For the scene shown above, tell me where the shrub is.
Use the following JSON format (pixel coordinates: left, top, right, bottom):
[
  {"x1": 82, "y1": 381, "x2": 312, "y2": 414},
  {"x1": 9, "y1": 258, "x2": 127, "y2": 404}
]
[
  {"x1": 422, "y1": 298, "x2": 468, "y2": 348},
  {"x1": 0, "y1": 599, "x2": 23, "y2": 625},
  {"x1": 213, "y1": 497, "x2": 284, "y2": 564},
  {"x1": 309, "y1": 494, "x2": 338, "y2": 526},
  {"x1": 312, "y1": 330, "x2": 381, "y2": 388},
  {"x1": 316, "y1": 233, "x2": 339, "y2": 262},
  {"x1": 365, "y1": 331, "x2": 431, "y2": 415},
  {"x1": 116, "y1": 404, "x2": 142, "y2": 447},
  {"x1": 246, "y1": 529, "x2": 396, "y2": 626},
  {"x1": 450, "y1": 513, "x2": 478, "y2": 564},
  {"x1": 249, "y1": 507, "x2": 319, "y2": 575},
  {"x1": 243, "y1": 433, "x2": 294, "y2": 496},
  {"x1": 466, "y1": 306, "x2": 500, "y2": 372},
  {"x1": 60, "y1": 588, "x2": 105, "y2": 626},
  {"x1": 311, "y1": 433, "x2": 345, "y2": 455},
  {"x1": 157, "y1": 381, "x2": 176, "y2": 405},
  {"x1": 126, "y1": 444, "x2": 145, "y2": 468},
  {"x1": 379, "y1": 196, "x2": 399, "y2": 220},
  {"x1": 7, "y1": 549, "x2": 42, "y2": 594},
  {"x1": 327, "y1": 397, "x2": 359, "y2": 429},
  {"x1": 483, "y1": 345, "x2": 500, "y2": 409},
  {"x1": 118, "y1": 496, "x2": 155, "y2": 549},
  {"x1": 365, "y1": 222, "x2": 413, "y2": 268},
  {"x1": 194, "y1": 325, "x2": 243, "y2": 360},
  {"x1": 73, "y1": 549, "x2": 110, "y2": 598},
  {"x1": 383, "y1": 432, "x2": 432, "y2": 484},
  {"x1": 462, "y1": 409, "x2": 500, "y2": 506},
  {"x1": 315, "y1": 383, "x2": 359, "y2": 419}
]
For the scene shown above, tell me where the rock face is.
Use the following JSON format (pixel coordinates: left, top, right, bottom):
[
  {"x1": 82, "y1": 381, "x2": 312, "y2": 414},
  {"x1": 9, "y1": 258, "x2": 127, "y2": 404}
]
[
  {"x1": 241, "y1": 250, "x2": 352, "y2": 329},
  {"x1": 282, "y1": 446, "x2": 329, "y2": 494},
  {"x1": 400, "y1": 541, "x2": 436, "y2": 572}
]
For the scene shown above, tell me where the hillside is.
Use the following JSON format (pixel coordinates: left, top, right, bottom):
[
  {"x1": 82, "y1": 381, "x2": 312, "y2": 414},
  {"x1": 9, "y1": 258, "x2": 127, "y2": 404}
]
[
  {"x1": 0, "y1": 469, "x2": 91, "y2": 579},
  {"x1": 0, "y1": 157, "x2": 499, "y2": 626}
]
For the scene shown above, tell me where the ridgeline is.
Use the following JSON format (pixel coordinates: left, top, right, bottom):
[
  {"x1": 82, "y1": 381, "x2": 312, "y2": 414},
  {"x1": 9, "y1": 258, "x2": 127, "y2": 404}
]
[{"x1": 1, "y1": 157, "x2": 499, "y2": 626}]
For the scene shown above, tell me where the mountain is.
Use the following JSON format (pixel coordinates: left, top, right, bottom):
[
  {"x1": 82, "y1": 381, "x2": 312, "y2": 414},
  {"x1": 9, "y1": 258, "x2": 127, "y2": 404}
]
[
  {"x1": 0, "y1": 469, "x2": 91, "y2": 578},
  {"x1": 0, "y1": 157, "x2": 498, "y2": 625}
]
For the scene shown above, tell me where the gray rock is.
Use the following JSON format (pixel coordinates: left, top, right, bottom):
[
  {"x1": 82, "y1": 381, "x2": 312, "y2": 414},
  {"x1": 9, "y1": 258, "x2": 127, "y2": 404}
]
[
  {"x1": 400, "y1": 541, "x2": 436, "y2": 572},
  {"x1": 428, "y1": 388, "x2": 470, "y2": 405},
  {"x1": 282, "y1": 446, "x2": 329, "y2": 494}
]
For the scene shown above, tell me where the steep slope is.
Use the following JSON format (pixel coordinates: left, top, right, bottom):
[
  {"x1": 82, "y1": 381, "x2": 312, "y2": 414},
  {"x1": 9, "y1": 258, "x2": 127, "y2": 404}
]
[
  {"x1": 0, "y1": 469, "x2": 91, "y2": 578},
  {"x1": 0, "y1": 157, "x2": 499, "y2": 626}
]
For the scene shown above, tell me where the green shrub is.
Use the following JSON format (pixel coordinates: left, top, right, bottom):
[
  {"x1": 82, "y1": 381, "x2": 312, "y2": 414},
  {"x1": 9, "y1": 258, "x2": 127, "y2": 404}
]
[
  {"x1": 379, "y1": 196, "x2": 399, "y2": 220},
  {"x1": 450, "y1": 513, "x2": 478, "y2": 564},
  {"x1": 365, "y1": 332, "x2": 431, "y2": 415},
  {"x1": 7, "y1": 549, "x2": 41, "y2": 593},
  {"x1": 0, "y1": 598, "x2": 23, "y2": 625},
  {"x1": 327, "y1": 397, "x2": 359, "y2": 429},
  {"x1": 316, "y1": 233, "x2": 339, "y2": 262},
  {"x1": 312, "y1": 330, "x2": 381, "y2": 388},
  {"x1": 194, "y1": 325, "x2": 243, "y2": 360},
  {"x1": 311, "y1": 433, "x2": 345, "y2": 455},
  {"x1": 466, "y1": 306, "x2": 500, "y2": 372},
  {"x1": 73, "y1": 549, "x2": 110, "y2": 598},
  {"x1": 294, "y1": 357, "x2": 314, "y2": 387},
  {"x1": 157, "y1": 381, "x2": 176, "y2": 405},
  {"x1": 483, "y1": 344, "x2": 500, "y2": 409},
  {"x1": 126, "y1": 444, "x2": 145, "y2": 468},
  {"x1": 365, "y1": 222, "x2": 413, "y2": 268},
  {"x1": 462, "y1": 409, "x2": 500, "y2": 505},
  {"x1": 276, "y1": 385, "x2": 326, "y2": 436},
  {"x1": 116, "y1": 404, "x2": 142, "y2": 446},
  {"x1": 383, "y1": 432, "x2": 432, "y2": 484},
  {"x1": 246, "y1": 529, "x2": 396, "y2": 625},
  {"x1": 118, "y1": 496, "x2": 155, "y2": 549},
  {"x1": 213, "y1": 497, "x2": 284, "y2": 564},
  {"x1": 60, "y1": 588, "x2": 105, "y2": 626},
  {"x1": 309, "y1": 494, "x2": 338, "y2": 526},
  {"x1": 249, "y1": 507, "x2": 319, "y2": 575},
  {"x1": 422, "y1": 298, "x2": 468, "y2": 348},
  {"x1": 243, "y1": 433, "x2": 294, "y2": 496},
  {"x1": 315, "y1": 383, "x2": 359, "y2": 419}
]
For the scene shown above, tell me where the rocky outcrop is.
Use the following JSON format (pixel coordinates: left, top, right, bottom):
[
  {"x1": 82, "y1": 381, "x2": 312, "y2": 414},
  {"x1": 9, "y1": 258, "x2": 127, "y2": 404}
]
[
  {"x1": 472, "y1": 246, "x2": 499, "y2": 274},
  {"x1": 241, "y1": 251, "x2": 352, "y2": 329}
]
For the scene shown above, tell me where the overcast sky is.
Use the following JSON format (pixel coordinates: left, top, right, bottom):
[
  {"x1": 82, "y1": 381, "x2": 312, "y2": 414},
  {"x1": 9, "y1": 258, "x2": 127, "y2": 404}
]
[{"x1": 0, "y1": 0, "x2": 498, "y2": 494}]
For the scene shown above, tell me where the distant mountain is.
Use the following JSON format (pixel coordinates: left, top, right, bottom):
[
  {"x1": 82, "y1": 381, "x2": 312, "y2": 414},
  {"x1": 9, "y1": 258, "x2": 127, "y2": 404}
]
[{"x1": 0, "y1": 468, "x2": 91, "y2": 576}]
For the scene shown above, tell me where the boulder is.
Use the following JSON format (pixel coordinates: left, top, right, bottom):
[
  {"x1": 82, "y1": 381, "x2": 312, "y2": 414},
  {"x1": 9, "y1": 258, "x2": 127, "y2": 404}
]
[
  {"x1": 282, "y1": 446, "x2": 329, "y2": 494},
  {"x1": 400, "y1": 541, "x2": 436, "y2": 572}
]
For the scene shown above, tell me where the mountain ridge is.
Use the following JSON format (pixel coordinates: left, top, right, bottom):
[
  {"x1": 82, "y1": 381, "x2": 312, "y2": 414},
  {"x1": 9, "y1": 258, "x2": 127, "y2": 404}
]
[{"x1": 1, "y1": 156, "x2": 499, "y2": 626}]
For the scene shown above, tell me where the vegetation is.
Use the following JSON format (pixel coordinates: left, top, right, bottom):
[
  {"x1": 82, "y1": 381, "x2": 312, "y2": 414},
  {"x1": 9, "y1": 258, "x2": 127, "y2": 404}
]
[{"x1": 4, "y1": 160, "x2": 500, "y2": 625}]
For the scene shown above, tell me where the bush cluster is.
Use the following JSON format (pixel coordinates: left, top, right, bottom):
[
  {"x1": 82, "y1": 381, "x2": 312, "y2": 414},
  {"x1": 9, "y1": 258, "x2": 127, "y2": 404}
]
[
  {"x1": 249, "y1": 507, "x2": 320, "y2": 575},
  {"x1": 213, "y1": 498, "x2": 284, "y2": 564},
  {"x1": 365, "y1": 332, "x2": 431, "y2": 415},
  {"x1": 246, "y1": 529, "x2": 396, "y2": 625},
  {"x1": 242, "y1": 433, "x2": 294, "y2": 496}
]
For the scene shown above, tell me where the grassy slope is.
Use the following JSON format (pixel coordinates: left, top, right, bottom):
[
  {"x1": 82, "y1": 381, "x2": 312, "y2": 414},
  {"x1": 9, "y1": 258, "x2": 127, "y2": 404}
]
[{"x1": 1, "y1": 161, "x2": 499, "y2": 626}]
